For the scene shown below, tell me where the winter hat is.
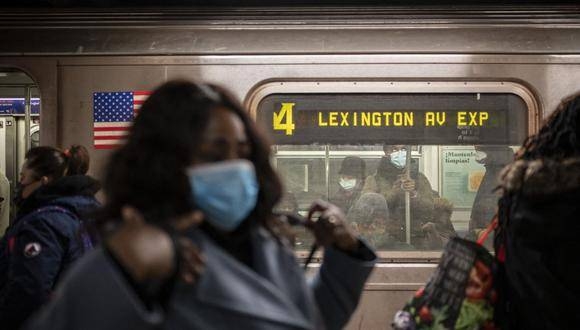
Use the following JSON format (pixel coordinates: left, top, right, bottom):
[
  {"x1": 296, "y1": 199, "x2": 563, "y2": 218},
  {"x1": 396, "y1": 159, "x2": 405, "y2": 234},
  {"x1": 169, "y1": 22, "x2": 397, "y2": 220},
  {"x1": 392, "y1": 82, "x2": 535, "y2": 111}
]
[{"x1": 339, "y1": 156, "x2": 366, "y2": 180}]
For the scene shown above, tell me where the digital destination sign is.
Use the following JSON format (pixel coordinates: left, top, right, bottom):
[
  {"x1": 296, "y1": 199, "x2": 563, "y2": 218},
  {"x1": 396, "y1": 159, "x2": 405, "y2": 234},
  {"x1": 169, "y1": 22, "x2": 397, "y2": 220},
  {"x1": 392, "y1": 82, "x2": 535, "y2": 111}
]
[{"x1": 257, "y1": 93, "x2": 528, "y2": 145}]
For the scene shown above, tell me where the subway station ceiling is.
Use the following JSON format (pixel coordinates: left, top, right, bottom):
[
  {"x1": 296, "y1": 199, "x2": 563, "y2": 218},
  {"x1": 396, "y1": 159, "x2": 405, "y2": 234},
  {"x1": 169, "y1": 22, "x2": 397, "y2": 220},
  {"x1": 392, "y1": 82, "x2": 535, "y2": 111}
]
[{"x1": 2, "y1": 0, "x2": 578, "y2": 7}]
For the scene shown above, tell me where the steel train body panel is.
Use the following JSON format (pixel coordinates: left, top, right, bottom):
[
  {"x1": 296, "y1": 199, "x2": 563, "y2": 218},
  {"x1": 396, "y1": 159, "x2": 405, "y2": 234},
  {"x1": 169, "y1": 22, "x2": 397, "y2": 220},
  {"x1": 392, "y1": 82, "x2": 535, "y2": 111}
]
[{"x1": 1, "y1": 6, "x2": 579, "y2": 328}]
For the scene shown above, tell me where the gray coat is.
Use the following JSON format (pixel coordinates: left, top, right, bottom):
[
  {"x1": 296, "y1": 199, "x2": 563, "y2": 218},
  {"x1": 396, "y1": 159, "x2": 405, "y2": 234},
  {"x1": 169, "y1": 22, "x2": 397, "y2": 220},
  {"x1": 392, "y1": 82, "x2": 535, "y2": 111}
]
[{"x1": 25, "y1": 227, "x2": 376, "y2": 330}]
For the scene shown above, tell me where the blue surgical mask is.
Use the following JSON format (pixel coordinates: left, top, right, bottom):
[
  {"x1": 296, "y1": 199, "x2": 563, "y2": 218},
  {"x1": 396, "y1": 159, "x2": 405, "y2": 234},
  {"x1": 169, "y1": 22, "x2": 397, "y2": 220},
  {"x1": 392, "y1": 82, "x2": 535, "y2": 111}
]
[
  {"x1": 389, "y1": 150, "x2": 407, "y2": 169},
  {"x1": 188, "y1": 160, "x2": 259, "y2": 231}
]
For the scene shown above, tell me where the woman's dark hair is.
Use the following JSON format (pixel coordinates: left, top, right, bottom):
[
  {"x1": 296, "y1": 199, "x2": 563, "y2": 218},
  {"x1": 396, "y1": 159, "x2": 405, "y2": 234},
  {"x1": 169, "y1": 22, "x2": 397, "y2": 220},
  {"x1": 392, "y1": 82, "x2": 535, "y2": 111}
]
[
  {"x1": 100, "y1": 80, "x2": 283, "y2": 234},
  {"x1": 65, "y1": 145, "x2": 90, "y2": 175},
  {"x1": 25, "y1": 144, "x2": 90, "y2": 179},
  {"x1": 518, "y1": 93, "x2": 580, "y2": 161}
]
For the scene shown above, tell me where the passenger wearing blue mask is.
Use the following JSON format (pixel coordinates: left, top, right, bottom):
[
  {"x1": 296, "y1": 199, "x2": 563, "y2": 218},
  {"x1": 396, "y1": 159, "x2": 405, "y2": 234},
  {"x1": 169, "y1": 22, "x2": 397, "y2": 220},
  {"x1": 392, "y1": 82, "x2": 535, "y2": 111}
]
[
  {"x1": 25, "y1": 80, "x2": 376, "y2": 330},
  {"x1": 362, "y1": 144, "x2": 435, "y2": 249},
  {"x1": 330, "y1": 156, "x2": 366, "y2": 214}
]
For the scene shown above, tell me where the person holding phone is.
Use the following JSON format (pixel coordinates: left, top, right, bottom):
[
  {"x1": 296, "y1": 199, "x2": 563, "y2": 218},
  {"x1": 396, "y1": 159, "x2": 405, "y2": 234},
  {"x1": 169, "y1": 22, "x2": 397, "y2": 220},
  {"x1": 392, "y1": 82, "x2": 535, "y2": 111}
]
[{"x1": 25, "y1": 80, "x2": 376, "y2": 330}]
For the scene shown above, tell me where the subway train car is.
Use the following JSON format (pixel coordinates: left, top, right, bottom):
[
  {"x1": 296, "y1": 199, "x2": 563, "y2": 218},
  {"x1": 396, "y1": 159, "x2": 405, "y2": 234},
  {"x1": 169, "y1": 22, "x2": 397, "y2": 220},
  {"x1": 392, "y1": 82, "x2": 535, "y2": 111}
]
[
  {"x1": 0, "y1": 75, "x2": 41, "y2": 191},
  {"x1": 1, "y1": 5, "x2": 580, "y2": 328}
]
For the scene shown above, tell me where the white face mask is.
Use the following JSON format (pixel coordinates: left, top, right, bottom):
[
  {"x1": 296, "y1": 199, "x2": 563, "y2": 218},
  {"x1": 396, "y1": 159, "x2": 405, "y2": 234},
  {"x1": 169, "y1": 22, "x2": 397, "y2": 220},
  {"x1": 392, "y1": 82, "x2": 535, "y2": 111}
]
[
  {"x1": 475, "y1": 151, "x2": 487, "y2": 164},
  {"x1": 339, "y1": 178, "x2": 357, "y2": 191}
]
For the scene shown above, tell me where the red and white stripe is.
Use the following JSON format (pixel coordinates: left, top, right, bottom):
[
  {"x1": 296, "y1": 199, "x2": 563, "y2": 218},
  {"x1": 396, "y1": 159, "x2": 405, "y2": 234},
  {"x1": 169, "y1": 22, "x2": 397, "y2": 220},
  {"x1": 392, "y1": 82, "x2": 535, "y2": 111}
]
[
  {"x1": 93, "y1": 122, "x2": 131, "y2": 150},
  {"x1": 133, "y1": 91, "x2": 151, "y2": 114}
]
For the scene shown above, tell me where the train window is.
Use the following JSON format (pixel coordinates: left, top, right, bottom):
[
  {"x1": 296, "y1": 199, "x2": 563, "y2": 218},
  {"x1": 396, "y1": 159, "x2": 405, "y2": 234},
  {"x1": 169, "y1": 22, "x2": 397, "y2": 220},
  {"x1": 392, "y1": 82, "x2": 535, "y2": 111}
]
[
  {"x1": 253, "y1": 82, "x2": 536, "y2": 252},
  {"x1": 0, "y1": 70, "x2": 40, "y2": 234}
]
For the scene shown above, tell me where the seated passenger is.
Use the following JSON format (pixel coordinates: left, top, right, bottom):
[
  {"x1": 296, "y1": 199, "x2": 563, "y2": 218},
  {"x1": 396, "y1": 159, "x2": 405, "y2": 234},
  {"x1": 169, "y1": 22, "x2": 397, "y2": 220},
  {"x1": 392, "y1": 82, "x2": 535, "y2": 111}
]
[
  {"x1": 420, "y1": 194, "x2": 456, "y2": 249},
  {"x1": 0, "y1": 145, "x2": 100, "y2": 329},
  {"x1": 494, "y1": 93, "x2": 580, "y2": 329},
  {"x1": 362, "y1": 144, "x2": 435, "y2": 249},
  {"x1": 347, "y1": 193, "x2": 413, "y2": 250},
  {"x1": 468, "y1": 145, "x2": 514, "y2": 241},
  {"x1": 25, "y1": 81, "x2": 376, "y2": 330},
  {"x1": 330, "y1": 156, "x2": 365, "y2": 214}
]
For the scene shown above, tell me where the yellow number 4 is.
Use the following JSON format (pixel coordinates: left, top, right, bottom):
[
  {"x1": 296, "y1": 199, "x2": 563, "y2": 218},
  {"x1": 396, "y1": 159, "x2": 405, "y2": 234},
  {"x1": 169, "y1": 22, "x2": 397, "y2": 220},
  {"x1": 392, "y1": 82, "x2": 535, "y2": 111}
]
[{"x1": 273, "y1": 103, "x2": 296, "y2": 136}]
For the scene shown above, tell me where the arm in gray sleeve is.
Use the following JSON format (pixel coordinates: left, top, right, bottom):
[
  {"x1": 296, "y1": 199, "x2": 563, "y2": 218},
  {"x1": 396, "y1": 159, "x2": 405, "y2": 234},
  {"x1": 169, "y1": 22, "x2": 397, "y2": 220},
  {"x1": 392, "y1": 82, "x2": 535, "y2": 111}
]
[
  {"x1": 311, "y1": 240, "x2": 376, "y2": 330},
  {"x1": 24, "y1": 248, "x2": 164, "y2": 330}
]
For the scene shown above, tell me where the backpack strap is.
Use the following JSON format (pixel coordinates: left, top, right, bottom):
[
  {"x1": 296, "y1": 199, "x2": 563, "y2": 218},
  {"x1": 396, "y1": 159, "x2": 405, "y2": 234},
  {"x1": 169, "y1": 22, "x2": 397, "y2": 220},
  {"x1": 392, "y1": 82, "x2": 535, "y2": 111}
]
[{"x1": 476, "y1": 215, "x2": 499, "y2": 246}]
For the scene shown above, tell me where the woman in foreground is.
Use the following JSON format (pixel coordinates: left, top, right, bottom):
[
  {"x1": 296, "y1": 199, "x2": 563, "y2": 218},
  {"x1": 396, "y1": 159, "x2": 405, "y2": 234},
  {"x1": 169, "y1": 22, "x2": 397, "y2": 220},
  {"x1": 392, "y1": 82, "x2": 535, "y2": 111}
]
[{"x1": 25, "y1": 80, "x2": 376, "y2": 330}]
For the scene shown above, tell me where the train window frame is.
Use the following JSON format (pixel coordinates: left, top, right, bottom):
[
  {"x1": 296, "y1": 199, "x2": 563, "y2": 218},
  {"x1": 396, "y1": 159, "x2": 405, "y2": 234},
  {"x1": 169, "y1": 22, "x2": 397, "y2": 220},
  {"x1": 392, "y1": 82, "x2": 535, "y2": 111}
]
[{"x1": 245, "y1": 80, "x2": 539, "y2": 262}]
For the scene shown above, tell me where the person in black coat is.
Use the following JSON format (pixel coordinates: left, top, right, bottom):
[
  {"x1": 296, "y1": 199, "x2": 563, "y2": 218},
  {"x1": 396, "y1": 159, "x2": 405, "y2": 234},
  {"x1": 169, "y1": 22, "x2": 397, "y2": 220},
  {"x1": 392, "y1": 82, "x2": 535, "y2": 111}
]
[
  {"x1": 494, "y1": 93, "x2": 580, "y2": 329},
  {"x1": 0, "y1": 145, "x2": 100, "y2": 329}
]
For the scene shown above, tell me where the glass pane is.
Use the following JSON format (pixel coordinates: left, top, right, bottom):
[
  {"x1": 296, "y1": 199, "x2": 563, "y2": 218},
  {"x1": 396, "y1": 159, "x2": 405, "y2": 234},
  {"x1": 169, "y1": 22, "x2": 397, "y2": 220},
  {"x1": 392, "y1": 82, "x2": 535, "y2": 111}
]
[
  {"x1": 0, "y1": 71, "x2": 40, "y2": 236},
  {"x1": 262, "y1": 92, "x2": 528, "y2": 251}
]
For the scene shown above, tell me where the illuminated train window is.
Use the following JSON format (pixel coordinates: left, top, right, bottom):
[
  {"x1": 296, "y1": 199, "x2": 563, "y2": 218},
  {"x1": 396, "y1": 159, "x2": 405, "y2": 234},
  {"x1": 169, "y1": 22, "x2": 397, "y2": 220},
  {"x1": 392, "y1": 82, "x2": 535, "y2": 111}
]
[
  {"x1": 0, "y1": 70, "x2": 40, "y2": 233},
  {"x1": 251, "y1": 82, "x2": 536, "y2": 252}
]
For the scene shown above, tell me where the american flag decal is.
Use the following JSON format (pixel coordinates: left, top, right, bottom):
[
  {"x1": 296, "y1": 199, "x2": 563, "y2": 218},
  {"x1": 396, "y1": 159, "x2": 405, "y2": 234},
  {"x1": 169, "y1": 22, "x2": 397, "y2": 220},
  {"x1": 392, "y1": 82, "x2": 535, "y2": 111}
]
[{"x1": 93, "y1": 91, "x2": 150, "y2": 149}]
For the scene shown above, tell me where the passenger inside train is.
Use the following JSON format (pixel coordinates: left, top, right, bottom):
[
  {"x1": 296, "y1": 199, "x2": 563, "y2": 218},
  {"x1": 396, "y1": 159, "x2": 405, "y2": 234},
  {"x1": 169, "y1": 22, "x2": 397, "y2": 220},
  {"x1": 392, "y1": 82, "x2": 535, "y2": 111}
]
[
  {"x1": 468, "y1": 145, "x2": 514, "y2": 243},
  {"x1": 428, "y1": 193, "x2": 456, "y2": 247},
  {"x1": 347, "y1": 192, "x2": 413, "y2": 250},
  {"x1": 330, "y1": 156, "x2": 366, "y2": 214},
  {"x1": 347, "y1": 193, "x2": 387, "y2": 246},
  {"x1": 0, "y1": 169, "x2": 9, "y2": 236},
  {"x1": 362, "y1": 144, "x2": 437, "y2": 249},
  {"x1": 25, "y1": 80, "x2": 376, "y2": 330}
]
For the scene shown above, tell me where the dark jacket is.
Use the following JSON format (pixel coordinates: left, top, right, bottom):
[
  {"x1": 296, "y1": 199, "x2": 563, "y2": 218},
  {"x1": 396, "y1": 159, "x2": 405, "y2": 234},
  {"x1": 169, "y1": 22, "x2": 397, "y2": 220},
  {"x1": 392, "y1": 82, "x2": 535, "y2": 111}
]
[
  {"x1": 329, "y1": 184, "x2": 363, "y2": 215},
  {"x1": 362, "y1": 157, "x2": 434, "y2": 248},
  {"x1": 0, "y1": 175, "x2": 100, "y2": 329},
  {"x1": 469, "y1": 147, "x2": 513, "y2": 233},
  {"x1": 25, "y1": 226, "x2": 376, "y2": 330},
  {"x1": 495, "y1": 159, "x2": 580, "y2": 329}
]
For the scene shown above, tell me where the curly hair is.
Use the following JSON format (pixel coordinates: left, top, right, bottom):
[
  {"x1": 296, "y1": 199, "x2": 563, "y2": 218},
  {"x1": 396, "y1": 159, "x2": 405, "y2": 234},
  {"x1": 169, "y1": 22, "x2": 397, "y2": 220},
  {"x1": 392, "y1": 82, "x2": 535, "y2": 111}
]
[
  {"x1": 99, "y1": 80, "x2": 283, "y2": 236},
  {"x1": 517, "y1": 93, "x2": 580, "y2": 161}
]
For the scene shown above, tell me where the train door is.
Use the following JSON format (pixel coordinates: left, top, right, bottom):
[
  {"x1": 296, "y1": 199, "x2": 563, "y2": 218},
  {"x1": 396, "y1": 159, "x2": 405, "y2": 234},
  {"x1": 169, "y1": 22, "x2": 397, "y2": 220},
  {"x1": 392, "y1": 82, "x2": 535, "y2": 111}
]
[
  {"x1": 247, "y1": 80, "x2": 537, "y2": 328},
  {"x1": 0, "y1": 70, "x2": 40, "y2": 235}
]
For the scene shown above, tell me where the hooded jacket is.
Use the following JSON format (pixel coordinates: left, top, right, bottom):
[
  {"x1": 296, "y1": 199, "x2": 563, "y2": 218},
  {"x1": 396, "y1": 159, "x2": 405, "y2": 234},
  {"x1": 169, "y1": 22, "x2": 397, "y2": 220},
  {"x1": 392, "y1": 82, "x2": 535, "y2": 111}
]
[
  {"x1": 495, "y1": 159, "x2": 580, "y2": 329},
  {"x1": 0, "y1": 175, "x2": 100, "y2": 329}
]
